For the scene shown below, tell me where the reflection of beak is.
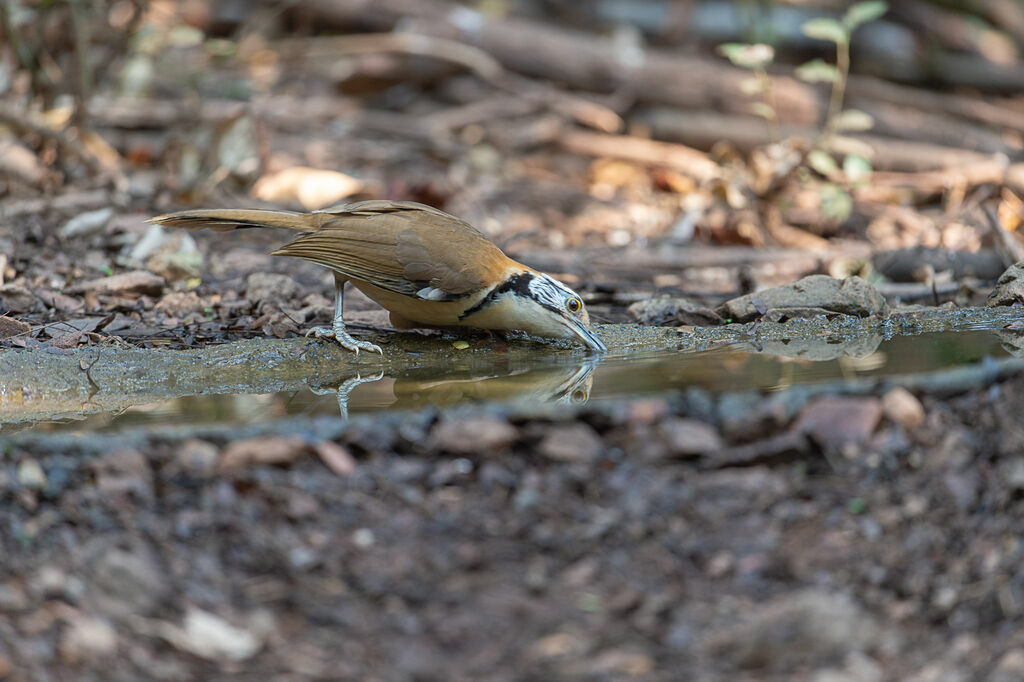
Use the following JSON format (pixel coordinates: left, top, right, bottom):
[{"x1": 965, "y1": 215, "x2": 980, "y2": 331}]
[{"x1": 565, "y1": 318, "x2": 607, "y2": 352}]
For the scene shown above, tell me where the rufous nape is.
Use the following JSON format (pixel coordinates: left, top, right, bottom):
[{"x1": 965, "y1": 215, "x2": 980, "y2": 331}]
[{"x1": 148, "y1": 200, "x2": 606, "y2": 354}]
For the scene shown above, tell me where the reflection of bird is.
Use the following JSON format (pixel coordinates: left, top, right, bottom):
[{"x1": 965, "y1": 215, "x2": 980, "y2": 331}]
[
  {"x1": 390, "y1": 361, "x2": 596, "y2": 408},
  {"x1": 311, "y1": 361, "x2": 595, "y2": 418},
  {"x1": 149, "y1": 200, "x2": 605, "y2": 353}
]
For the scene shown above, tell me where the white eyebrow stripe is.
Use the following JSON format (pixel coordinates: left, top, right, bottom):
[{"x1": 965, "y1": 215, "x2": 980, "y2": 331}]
[{"x1": 528, "y1": 275, "x2": 572, "y2": 310}]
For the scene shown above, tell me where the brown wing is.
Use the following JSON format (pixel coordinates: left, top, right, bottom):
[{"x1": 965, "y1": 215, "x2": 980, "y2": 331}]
[{"x1": 271, "y1": 201, "x2": 512, "y2": 299}]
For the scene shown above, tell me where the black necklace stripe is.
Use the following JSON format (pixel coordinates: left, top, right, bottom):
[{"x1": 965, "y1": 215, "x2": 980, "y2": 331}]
[{"x1": 458, "y1": 272, "x2": 534, "y2": 320}]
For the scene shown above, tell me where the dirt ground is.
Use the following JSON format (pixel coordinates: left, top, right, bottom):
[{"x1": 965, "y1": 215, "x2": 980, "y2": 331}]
[{"x1": 2, "y1": 366, "x2": 1024, "y2": 681}]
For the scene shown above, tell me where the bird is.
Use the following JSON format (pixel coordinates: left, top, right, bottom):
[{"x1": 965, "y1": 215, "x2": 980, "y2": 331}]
[{"x1": 148, "y1": 200, "x2": 606, "y2": 354}]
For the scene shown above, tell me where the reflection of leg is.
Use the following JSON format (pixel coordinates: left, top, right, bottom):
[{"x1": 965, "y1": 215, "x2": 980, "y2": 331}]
[
  {"x1": 306, "y1": 274, "x2": 383, "y2": 355},
  {"x1": 310, "y1": 371, "x2": 385, "y2": 420}
]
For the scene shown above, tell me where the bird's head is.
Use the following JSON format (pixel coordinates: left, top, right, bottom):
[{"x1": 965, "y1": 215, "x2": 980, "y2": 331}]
[{"x1": 463, "y1": 271, "x2": 606, "y2": 351}]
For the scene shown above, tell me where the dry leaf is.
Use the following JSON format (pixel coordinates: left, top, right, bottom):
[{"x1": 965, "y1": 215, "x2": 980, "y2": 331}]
[{"x1": 252, "y1": 166, "x2": 363, "y2": 210}]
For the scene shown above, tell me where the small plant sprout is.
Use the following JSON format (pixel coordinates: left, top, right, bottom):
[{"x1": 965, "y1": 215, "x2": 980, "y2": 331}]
[
  {"x1": 797, "y1": 1, "x2": 889, "y2": 221},
  {"x1": 718, "y1": 43, "x2": 780, "y2": 143}
]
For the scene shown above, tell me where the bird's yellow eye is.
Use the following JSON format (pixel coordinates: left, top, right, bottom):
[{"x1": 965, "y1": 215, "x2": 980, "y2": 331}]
[
  {"x1": 566, "y1": 296, "x2": 582, "y2": 314},
  {"x1": 571, "y1": 388, "x2": 588, "y2": 403}
]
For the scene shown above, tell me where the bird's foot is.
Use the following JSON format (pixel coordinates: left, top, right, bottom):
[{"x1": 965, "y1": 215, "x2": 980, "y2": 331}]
[{"x1": 305, "y1": 325, "x2": 383, "y2": 355}]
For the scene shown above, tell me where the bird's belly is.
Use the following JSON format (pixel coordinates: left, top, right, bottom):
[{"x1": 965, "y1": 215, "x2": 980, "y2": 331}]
[{"x1": 350, "y1": 280, "x2": 483, "y2": 328}]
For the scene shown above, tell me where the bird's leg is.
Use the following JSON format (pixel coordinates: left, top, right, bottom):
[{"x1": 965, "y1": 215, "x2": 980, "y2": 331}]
[
  {"x1": 306, "y1": 274, "x2": 383, "y2": 354},
  {"x1": 335, "y1": 371, "x2": 385, "y2": 419},
  {"x1": 309, "y1": 371, "x2": 385, "y2": 420}
]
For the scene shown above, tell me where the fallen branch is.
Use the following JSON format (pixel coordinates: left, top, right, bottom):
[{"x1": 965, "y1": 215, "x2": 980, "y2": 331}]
[{"x1": 556, "y1": 130, "x2": 720, "y2": 182}]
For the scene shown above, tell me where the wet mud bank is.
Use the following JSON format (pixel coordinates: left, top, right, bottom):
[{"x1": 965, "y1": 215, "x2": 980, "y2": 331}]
[{"x1": 2, "y1": 305, "x2": 1022, "y2": 428}]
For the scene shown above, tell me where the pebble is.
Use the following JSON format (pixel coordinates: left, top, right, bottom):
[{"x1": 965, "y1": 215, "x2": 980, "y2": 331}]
[
  {"x1": 881, "y1": 387, "x2": 925, "y2": 430},
  {"x1": 538, "y1": 423, "x2": 603, "y2": 462},
  {"x1": 59, "y1": 616, "x2": 118, "y2": 662},
  {"x1": 793, "y1": 396, "x2": 882, "y2": 450},
  {"x1": 0, "y1": 315, "x2": 30, "y2": 339},
  {"x1": 245, "y1": 272, "x2": 302, "y2": 306},
  {"x1": 59, "y1": 207, "x2": 115, "y2": 239},
  {"x1": 218, "y1": 436, "x2": 307, "y2": 471},
  {"x1": 69, "y1": 270, "x2": 165, "y2": 296},
  {"x1": 658, "y1": 417, "x2": 723, "y2": 457},
  {"x1": 17, "y1": 459, "x2": 46, "y2": 489},
  {"x1": 701, "y1": 590, "x2": 884, "y2": 670},
  {"x1": 433, "y1": 416, "x2": 518, "y2": 455}
]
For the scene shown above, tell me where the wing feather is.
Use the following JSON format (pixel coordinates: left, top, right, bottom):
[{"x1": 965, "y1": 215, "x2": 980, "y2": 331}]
[{"x1": 272, "y1": 201, "x2": 510, "y2": 299}]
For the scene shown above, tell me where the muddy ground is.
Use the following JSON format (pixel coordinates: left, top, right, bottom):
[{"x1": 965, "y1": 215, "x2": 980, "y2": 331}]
[{"x1": 2, "y1": 351, "x2": 1024, "y2": 681}]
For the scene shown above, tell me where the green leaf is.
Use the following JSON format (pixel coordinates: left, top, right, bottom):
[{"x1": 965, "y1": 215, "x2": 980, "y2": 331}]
[
  {"x1": 834, "y1": 109, "x2": 875, "y2": 132},
  {"x1": 808, "y1": 150, "x2": 840, "y2": 177},
  {"x1": 795, "y1": 59, "x2": 840, "y2": 83},
  {"x1": 843, "y1": 1, "x2": 888, "y2": 31},
  {"x1": 717, "y1": 42, "x2": 775, "y2": 69},
  {"x1": 843, "y1": 154, "x2": 873, "y2": 183},
  {"x1": 801, "y1": 17, "x2": 848, "y2": 44},
  {"x1": 750, "y1": 102, "x2": 777, "y2": 120},
  {"x1": 820, "y1": 183, "x2": 853, "y2": 222}
]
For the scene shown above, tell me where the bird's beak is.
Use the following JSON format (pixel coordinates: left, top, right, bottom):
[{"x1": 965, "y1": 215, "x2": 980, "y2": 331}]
[{"x1": 564, "y1": 317, "x2": 607, "y2": 352}]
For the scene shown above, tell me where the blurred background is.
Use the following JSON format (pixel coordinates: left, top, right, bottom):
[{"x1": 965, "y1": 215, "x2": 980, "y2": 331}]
[{"x1": 1, "y1": 0, "x2": 1024, "y2": 336}]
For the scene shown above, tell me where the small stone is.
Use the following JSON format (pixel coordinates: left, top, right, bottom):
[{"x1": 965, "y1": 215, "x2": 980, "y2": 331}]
[
  {"x1": 352, "y1": 528, "x2": 375, "y2": 548},
  {"x1": 433, "y1": 417, "x2": 518, "y2": 455},
  {"x1": 658, "y1": 417, "x2": 723, "y2": 457},
  {"x1": 92, "y1": 449, "x2": 154, "y2": 498},
  {"x1": 701, "y1": 590, "x2": 884, "y2": 671},
  {"x1": 146, "y1": 232, "x2": 202, "y2": 280},
  {"x1": 793, "y1": 396, "x2": 882, "y2": 450},
  {"x1": 70, "y1": 270, "x2": 165, "y2": 296},
  {"x1": 627, "y1": 295, "x2": 723, "y2": 327},
  {"x1": 59, "y1": 615, "x2": 118, "y2": 662},
  {"x1": 313, "y1": 441, "x2": 357, "y2": 476},
  {"x1": 60, "y1": 207, "x2": 115, "y2": 238},
  {"x1": 811, "y1": 652, "x2": 883, "y2": 682},
  {"x1": 245, "y1": 272, "x2": 302, "y2": 306},
  {"x1": 0, "y1": 315, "x2": 29, "y2": 340},
  {"x1": 172, "y1": 439, "x2": 220, "y2": 476},
  {"x1": 987, "y1": 261, "x2": 1024, "y2": 307},
  {"x1": 154, "y1": 291, "x2": 203, "y2": 317},
  {"x1": 587, "y1": 649, "x2": 655, "y2": 676},
  {"x1": 538, "y1": 423, "x2": 603, "y2": 463},
  {"x1": 991, "y1": 649, "x2": 1024, "y2": 682},
  {"x1": 932, "y1": 585, "x2": 958, "y2": 611},
  {"x1": 32, "y1": 565, "x2": 67, "y2": 598},
  {"x1": 219, "y1": 436, "x2": 307, "y2": 471},
  {"x1": 89, "y1": 546, "x2": 170, "y2": 618},
  {"x1": 0, "y1": 582, "x2": 29, "y2": 611},
  {"x1": 0, "y1": 284, "x2": 36, "y2": 312},
  {"x1": 1003, "y1": 458, "x2": 1024, "y2": 491},
  {"x1": 17, "y1": 459, "x2": 46, "y2": 489},
  {"x1": 881, "y1": 387, "x2": 924, "y2": 430},
  {"x1": 160, "y1": 607, "x2": 262, "y2": 661}
]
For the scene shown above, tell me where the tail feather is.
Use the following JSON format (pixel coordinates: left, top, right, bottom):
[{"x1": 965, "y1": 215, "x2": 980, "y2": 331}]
[{"x1": 147, "y1": 209, "x2": 320, "y2": 232}]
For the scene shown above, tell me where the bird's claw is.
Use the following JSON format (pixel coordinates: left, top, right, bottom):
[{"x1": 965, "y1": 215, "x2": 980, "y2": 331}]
[{"x1": 305, "y1": 326, "x2": 383, "y2": 355}]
